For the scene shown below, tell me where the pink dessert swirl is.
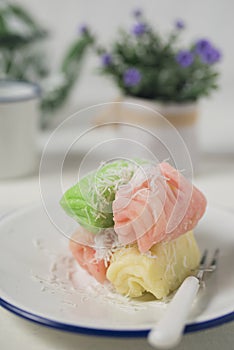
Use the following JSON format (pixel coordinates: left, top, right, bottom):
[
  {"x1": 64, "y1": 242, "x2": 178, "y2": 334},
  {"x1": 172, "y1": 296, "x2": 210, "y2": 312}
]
[{"x1": 113, "y1": 162, "x2": 207, "y2": 253}]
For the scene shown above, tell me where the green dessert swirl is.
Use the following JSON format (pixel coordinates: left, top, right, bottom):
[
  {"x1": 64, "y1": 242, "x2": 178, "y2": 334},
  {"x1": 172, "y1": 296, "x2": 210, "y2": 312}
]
[{"x1": 60, "y1": 159, "x2": 145, "y2": 233}]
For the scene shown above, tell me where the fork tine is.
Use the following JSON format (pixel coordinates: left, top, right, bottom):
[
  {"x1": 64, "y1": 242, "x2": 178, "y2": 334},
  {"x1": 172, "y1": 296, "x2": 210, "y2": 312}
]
[
  {"x1": 209, "y1": 248, "x2": 220, "y2": 271},
  {"x1": 200, "y1": 249, "x2": 208, "y2": 268}
]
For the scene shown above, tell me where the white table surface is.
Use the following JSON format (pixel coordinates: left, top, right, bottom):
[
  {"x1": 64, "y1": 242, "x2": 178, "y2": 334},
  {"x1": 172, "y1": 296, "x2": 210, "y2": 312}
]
[{"x1": 0, "y1": 130, "x2": 234, "y2": 350}]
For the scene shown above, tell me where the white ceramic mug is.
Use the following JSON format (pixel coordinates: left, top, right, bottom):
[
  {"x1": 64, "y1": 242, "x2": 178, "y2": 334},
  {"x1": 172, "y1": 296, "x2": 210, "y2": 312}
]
[{"x1": 0, "y1": 80, "x2": 40, "y2": 179}]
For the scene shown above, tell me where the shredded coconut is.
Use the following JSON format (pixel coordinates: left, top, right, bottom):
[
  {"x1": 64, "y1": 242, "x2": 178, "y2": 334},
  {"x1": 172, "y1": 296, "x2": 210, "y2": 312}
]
[
  {"x1": 31, "y1": 237, "x2": 167, "y2": 311},
  {"x1": 94, "y1": 228, "x2": 122, "y2": 266}
]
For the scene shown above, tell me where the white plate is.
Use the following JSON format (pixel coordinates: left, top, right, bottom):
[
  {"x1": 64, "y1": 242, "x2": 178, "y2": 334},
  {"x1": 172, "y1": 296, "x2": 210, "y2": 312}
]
[{"x1": 0, "y1": 205, "x2": 233, "y2": 337}]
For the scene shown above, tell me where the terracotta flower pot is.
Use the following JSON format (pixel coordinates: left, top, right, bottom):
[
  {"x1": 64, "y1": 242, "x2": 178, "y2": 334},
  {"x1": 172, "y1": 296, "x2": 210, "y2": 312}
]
[{"x1": 95, "y1": 97, "x2": 199, "y2": 172}]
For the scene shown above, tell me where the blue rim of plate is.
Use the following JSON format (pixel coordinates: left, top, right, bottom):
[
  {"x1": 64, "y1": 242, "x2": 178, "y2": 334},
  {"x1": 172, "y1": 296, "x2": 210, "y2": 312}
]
[
  {"x1": 0, "y1": 297, "x2": 233, "y2": 337},
  {"x1": 0, "y1": 206, "x2": 234, "y2": 337}
]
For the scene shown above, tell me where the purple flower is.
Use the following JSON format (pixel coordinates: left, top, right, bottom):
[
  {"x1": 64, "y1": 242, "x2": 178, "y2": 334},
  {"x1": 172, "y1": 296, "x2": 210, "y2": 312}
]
[
  {"x1": 132, "y1": 8, "x2": 142, "y2": 18},
  {"x1": 195, "y1": 39, "x2": 222, "y2": 64},
  {"x1": 132, "y1": 22, "x2": 147, "y2": 36},
  {"x1": 176, "y1": 50, "x2": 194, "y2": 67},
  {"x1": 123, "y1": 68, "x2": 141, "y2": 87},
  {"x1": 79, "y1": 24, "x2": 88, "y2": 35},
  {"x1": 101, "y1": 53, "x2": 112, "y2": 67},
  {"x1": 195, "y1": 39, "x2": 212, "y2": 55},
  {"x1": 200, "y1": 47, "x2": 221, "y2": 64},
  {"x1": 175, "y1": 19, "x2": 185, "y2": 29}
]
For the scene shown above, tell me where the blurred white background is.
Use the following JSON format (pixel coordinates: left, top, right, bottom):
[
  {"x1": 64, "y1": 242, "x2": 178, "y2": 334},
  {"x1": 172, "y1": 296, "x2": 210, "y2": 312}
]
[
  {"x1": 1, "y1": 3, "x2": 234, "y2": 349},
  {"x1": 16, "y1": 0, "x2": 234, "y2": 153}
]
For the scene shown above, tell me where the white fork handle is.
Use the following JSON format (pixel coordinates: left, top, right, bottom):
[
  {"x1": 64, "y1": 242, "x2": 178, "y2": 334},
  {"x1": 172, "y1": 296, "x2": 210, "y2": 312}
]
[{"x1": 148, "y1": 276, "x2": 200, "y2": 349}]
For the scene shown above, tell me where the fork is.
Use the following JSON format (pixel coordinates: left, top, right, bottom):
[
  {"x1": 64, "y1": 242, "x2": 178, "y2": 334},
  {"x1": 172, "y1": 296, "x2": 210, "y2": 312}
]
[{"x1": 148, "y1": 249, "x2": 219, "y2": 349}]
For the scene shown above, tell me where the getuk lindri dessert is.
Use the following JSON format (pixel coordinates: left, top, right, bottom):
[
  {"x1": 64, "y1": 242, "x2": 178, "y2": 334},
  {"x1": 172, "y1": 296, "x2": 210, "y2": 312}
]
[{"x1": 60, "y1": 160, "x2": 206, "y2": 299}]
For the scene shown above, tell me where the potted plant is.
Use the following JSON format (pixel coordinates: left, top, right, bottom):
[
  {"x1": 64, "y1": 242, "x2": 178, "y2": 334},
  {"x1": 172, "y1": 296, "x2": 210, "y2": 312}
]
[
  {"x1": 0, "y1": 1, "x2": 94, "y2": 127},
  {"x1": 0, "y1": 1, "x2": 49, "y2": 82},
  {"x1": 40, "y1": 24, "x2": 94, "y2": 127},
  {"x1": 96, "y1": 9, "x2": 222, "y2": 168}
]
